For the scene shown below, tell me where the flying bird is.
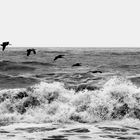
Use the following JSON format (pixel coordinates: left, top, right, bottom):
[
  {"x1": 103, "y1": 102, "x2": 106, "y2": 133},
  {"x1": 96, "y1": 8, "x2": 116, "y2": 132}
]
[
  {"x1": 89, "y1": 70, "x2": 102, "y2": 73},
  {"x1": 54, "y1": 54, "x2": 65, "y2": 61},
  {"x1": 26, "y1": 48, "x2": 36, "y2": 56},
  {"x1": 72, "y1": 63, "x2": 82, "y2": 67},
  {"x1": 0, "y1": 42, "x2": 11, "y2": 51}
]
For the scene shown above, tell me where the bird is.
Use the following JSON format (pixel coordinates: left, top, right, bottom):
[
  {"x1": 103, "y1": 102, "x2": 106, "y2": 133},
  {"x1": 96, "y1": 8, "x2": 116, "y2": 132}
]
[
  {"x1": 0, "y1": 42, "x2": 11, "y2": 51},
  {"x1": 54, "y1": 54, "x2": 65, "y2": 61},
  {"x1": 89, "y1": 70, "x2": 102, "y2": 73},
  {"x1": 26, "y1": 48, "x2": 36, "y2": 56},
  {"x1": 72, "y1": 63, "x2": 82, "y2": 67}
]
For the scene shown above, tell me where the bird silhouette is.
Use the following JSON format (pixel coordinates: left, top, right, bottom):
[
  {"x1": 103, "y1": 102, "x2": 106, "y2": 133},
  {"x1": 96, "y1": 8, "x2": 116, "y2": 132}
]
[
  {"x1": 0, "y1": 42, "x2": 11, "y2": 51},
  {"x1": 89, "y1": 70, "x2": 102, "y2": 73},
  {"x1": 54, "y1": 54, "x2": 65, "y2": 61},
  {"x1": 26, "y1": 48, "x2": 36, "y2": 56},
  {"x1": 72, "y1": 63, "x2": 82, "y2": 67}
]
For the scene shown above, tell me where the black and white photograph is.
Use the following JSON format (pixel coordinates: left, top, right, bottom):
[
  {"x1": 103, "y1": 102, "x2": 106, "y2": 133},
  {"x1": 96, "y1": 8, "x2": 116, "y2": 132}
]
[{"x1": 0, "y1": 0, "x2": 140, "y2": 140}]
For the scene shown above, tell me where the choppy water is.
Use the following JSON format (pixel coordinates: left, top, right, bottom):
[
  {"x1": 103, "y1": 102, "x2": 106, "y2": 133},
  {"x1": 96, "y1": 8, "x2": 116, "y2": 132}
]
[{"x1": 1, "y1": 47, "x2": 140, "y2": 140}]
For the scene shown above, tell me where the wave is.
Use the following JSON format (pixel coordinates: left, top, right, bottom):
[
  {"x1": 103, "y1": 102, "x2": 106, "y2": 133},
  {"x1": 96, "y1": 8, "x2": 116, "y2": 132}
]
[
  {"x1": 21, "y1": 61, "x2": 55, "y2": 66},
  {"x1": 41, "y1": 50, "x2": 66, "y2": 54},
  {"x1": 119, "y1": 64, "x2": 140, "y2": 69},
  {"x1": 0, "y1": 74, "x2": 39, "y2": 89},
  {"x1": 110, "y1": 52, "x2": 140, "y2": 56},
  {"x1": 0, "y1": 76, "x2": 140, "y2": 125},
  {"x1": 0, "y1": 60, "x2": 35, "y2": 72}
]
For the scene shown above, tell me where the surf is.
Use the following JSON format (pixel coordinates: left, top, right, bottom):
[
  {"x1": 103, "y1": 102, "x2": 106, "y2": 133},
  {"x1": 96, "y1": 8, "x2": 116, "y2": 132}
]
[{"x1": 0, "y1": 76, "x2": 140, "y2": 126}]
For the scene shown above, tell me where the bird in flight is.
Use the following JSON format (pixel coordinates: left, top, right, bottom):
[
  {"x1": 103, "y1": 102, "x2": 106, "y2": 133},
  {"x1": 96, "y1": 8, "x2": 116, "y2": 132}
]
[
  {"x1": 0, "y1": 42, "x2": 12, "y2": 51},
  {"x1": 72, "y1": 63, "x2": 82, "y2": 67},
  {"x1": 26, "y1": 48, "x2": 36, "y2": 56},
  {"x1": 89, "y1": 70, "x2": 102, "y2": 73},
  {"x1": 54, "y1": 54, "x2": 65, "y2": 61}
]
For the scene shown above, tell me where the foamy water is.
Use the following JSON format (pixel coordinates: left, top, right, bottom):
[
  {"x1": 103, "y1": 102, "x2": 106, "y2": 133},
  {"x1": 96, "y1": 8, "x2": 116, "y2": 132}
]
[{"x1": 0, "y1": 48, "x2": 140, "y2": 139}]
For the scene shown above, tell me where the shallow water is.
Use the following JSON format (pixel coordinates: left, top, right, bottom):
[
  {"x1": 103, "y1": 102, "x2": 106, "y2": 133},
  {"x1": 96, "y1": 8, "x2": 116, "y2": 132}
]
[
  {"x1": 1, "y1": 119, "x2": 140, "y2": 140},
  {"x1": 1, "y1": 47, "x2": 140, "y2": 139}
]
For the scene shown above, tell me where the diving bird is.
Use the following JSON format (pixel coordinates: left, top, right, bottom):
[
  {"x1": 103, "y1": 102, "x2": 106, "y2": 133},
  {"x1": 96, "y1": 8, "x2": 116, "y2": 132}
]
[
  {"x1": 72, "y1": 63, "x2": 82, "y2": 67},
  {"x1": 0, "y1": 42, "x2": 11, "y2": 51},
  {"x1": 54, "y1": 54, "x2": 65, "y2": 61},
  {"x1": 26, "y1": 48, "x2": 36, "y2": 56}
]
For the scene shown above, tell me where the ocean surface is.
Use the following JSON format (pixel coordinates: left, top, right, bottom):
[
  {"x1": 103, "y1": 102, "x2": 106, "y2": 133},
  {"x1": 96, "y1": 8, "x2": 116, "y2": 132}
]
[{"x1": 1, "y1": 47, "x2": 140, "y2": 140}]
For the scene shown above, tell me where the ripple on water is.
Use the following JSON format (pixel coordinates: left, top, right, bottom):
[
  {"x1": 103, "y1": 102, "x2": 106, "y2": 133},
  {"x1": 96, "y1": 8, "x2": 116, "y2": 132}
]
[
  {"x1": 100, "y1": 135, "x2": 135, "y2": 140},
  {"x1": 78, "y1": 135, "x2": 92, "y2": 139},
  {"x1": 98, "y1": 126, "x2": 128, "y2": 132},
  {"x1": 42, "y1": 135, "x2": 68, "y2": 140},
  {"x1": 0, "y1": 130, "x2": 10, "y2": 133},
  {"x1": 132, "y1": 132, "x2": 140, "y2": 135},
  {"x1": 63, "y1": 128, "x2": 90, "y2": 133},
  {"x1": 15, "y1": 127, "x2": 57, "y2": 133}
]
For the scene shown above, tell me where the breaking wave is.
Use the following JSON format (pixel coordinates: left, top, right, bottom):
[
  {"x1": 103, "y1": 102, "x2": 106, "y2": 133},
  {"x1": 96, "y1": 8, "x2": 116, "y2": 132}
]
[{"x1": 0, "y1": 76, "x2": 140, "y2": 125}]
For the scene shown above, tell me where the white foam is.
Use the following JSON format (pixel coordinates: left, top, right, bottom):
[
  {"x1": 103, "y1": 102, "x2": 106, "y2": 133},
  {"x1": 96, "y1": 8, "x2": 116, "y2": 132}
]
[{"x1": 0, "y1": 76, "x2": 140, "y2": 124}]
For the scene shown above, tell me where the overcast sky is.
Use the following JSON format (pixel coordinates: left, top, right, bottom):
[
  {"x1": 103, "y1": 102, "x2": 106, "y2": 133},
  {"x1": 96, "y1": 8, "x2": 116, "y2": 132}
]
[{"x1": 0, "y1": 0, "x2": 140, "y2": 47}]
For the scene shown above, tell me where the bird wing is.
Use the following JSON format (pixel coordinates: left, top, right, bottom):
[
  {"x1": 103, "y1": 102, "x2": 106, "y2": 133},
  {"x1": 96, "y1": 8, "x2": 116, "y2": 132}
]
[
  {"x1": 54, "y1": 55, "x2": 65, "y2": 61},
  {"x1": 6, "y1": 42, "x2": 9, "y2": 45},
  {"x1": 33, "y1": 50, "x2": 36, "y2": 54},
  {"x1": 54, "y1": 56, "x2": 58, "y2": 61},
  {"x1": 2, "y1": 46, "x2": 6, "y2": 51},
  {"x1": 72, "y1": 63, "x2": 81, "y2": 67},
  {"x1": 27, "y1": 50, "x2": 31, "y2": 56}
]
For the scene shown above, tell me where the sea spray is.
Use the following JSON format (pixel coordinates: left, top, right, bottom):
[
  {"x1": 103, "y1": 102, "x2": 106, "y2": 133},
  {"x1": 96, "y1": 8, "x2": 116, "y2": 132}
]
[{"x1": 0, "y1": 76, "x2": 140, "y2": 125}]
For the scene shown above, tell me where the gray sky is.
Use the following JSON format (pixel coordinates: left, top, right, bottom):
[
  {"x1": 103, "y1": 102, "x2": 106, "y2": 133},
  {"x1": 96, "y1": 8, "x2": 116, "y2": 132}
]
[{"x1": 0, "y1": 0, "x2": 140, "y2": 47}]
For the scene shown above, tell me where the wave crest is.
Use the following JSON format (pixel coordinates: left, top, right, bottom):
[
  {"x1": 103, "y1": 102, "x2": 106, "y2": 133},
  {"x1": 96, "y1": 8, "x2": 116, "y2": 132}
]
[{"x1": 0, "y1": 76, "x2": 140, "y2": 125}]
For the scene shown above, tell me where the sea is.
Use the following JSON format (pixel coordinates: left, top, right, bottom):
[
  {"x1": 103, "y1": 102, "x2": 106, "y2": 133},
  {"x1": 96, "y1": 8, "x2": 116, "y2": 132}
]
[{"x1": 0, "y1": 47, "x2": 140, "y2": 140}]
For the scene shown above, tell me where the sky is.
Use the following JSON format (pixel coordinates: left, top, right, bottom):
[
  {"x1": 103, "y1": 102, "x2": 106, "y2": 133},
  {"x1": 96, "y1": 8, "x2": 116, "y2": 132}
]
[{"x1": 0, "y1": 0, "x2": 140, "y2": 47}]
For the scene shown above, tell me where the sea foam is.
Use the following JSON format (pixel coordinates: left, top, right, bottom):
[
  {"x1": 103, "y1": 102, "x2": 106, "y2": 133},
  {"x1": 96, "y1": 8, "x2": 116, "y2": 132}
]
[{"x1": 0, "y1": 76, "x2": 140, "y2": 125}]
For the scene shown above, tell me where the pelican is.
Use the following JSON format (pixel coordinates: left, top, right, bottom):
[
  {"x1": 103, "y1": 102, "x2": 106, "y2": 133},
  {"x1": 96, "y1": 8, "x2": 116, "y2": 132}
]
[
  {"x1": 89, "y1": 70, "x2": 102, "y2": 73},
  {"x1": 26, "y1": 48, "x2": 36, "y2": 56},
  {"x1": 54, "y1": 54, "x2": 65, "y2": 61},
  {"x1": 0, "y1": 42, "x2": 11, "y2": 51},
  {"x1": 72, "y1": 63, "x2": 82, "y2": 67}
]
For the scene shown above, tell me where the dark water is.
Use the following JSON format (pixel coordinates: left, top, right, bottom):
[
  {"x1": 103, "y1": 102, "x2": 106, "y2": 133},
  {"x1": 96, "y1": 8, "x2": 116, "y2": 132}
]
[
  {"x1": 1, "y1": 47, "x2": 140, "y2": 89},
  {"x1": 1, "y1": 47, "x2": 140, "y2": 139}
]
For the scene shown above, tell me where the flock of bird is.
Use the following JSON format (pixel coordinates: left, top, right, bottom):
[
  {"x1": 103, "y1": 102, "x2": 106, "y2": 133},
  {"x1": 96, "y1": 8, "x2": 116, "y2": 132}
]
[
  {"x1": 0, "y1": 42, "x2": 37, "y2": 57},
  {"x1": 0, "y1": 41, "x2": 82, "y2": 67}
]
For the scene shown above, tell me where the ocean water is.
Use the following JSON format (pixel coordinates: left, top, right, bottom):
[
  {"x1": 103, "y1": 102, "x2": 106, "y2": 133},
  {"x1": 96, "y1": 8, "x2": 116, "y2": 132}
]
[{"x1": 1, "y1": 47, "x2": 140, "y2": 139}]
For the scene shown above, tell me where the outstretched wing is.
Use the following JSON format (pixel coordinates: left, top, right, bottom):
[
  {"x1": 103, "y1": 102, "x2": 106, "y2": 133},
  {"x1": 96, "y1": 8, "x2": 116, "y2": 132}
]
[
  {"x1": 72, "y1": 63, "x2": 81, "y2": 67},
  {"x1": 1, "y1": 42, "x2": 11, "y2": 51},
  {"x1": 3, "y1": 42, "x2": 9, "y2": 45},
  {"x1": 33, "y1": 49, "x2": 36, "y2": 54},
  {"x1": 2, "y1": 45, "x2": 6, "y2": 51},
  {"x1": 54, "y1": 55, "x2": 65, "y2": 61},
  {"x1": 54, "y1": 56, "x2": 58, "y2": 61},
  {"x1": 27, "y1": 50, "x2": 31, "y2": 56}
]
